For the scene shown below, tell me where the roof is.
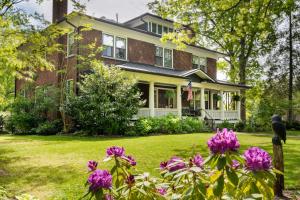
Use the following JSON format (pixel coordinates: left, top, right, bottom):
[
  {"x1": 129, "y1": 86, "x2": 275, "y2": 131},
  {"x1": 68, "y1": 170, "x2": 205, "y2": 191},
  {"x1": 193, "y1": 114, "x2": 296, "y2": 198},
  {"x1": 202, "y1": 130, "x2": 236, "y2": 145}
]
[
  {"x1": 62, "y1": 12, "x2": 226, "y2": 56},
  {"x1": 123, "y1": 12, "x2": 175, "y2": 25},
  {"x1": 116, "y1": 62, "x2": 249, "y2": 88}
]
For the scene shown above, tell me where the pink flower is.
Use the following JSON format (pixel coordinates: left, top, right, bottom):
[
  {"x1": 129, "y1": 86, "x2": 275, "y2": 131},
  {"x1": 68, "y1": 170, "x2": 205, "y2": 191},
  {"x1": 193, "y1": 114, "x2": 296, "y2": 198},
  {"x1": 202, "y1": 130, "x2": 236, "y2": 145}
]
[
  {"x1": 244, "y1": 147, "x2": 272, "y2": 171},
  {"x1": 106, "y1": 146, "x2": 125, "y2": 157},
  {"x1": 122, "y1": 155, "x2": 136, "y2": 166},
  {"x1": 87, "y1": 160, "x2": 98, "y2": 171},
  {"x1": 157, "y1": 188, "x2": 167, "y2": 195},
  {"x1": 105, "y1": 194, "x2": 114, "y2": 200},
  {"x1": 207, "y1": 128, "x2": 240, "y2": 154},
  {"x1": 88, "y1": 170, "x2": 112, "y2": 191},
  {"x1": 231, "y1": 160, "x2": 240, "y2": 169},
  {"x1": 160, "y1": 156, "x2": 186, "y2": 172},
  {"x1": 192, "y1": 154, "x2": 204, "y2": 168}
]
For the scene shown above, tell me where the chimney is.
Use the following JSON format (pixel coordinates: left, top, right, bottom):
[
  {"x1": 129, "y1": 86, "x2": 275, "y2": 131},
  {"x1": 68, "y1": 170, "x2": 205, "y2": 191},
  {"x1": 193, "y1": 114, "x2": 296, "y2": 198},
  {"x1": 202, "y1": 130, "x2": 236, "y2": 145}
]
[{"x1": 52, "y1": 0, "x2": 68, "y2": 23}]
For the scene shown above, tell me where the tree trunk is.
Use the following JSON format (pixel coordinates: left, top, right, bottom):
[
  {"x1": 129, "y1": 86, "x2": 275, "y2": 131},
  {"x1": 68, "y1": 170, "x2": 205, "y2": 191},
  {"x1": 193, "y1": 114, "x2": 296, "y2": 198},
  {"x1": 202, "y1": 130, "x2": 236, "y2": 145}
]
[
  {"x1": 288, "y1": 10, "x2": 293, "y2": 124},
  {"x1": 239, "y1": 39, "x2": 247, "y2": 121}
]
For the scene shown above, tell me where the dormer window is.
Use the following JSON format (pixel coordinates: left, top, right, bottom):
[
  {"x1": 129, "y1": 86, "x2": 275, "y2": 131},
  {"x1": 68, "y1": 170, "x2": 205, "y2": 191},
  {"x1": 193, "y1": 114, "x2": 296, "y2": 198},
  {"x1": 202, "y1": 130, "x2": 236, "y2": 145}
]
[
  {"x1": 148, "y1": 22, "x2": 173, "y2": 35},
  {"x1": 192, "y1": 55, "x2": 207, "y2": 72}
]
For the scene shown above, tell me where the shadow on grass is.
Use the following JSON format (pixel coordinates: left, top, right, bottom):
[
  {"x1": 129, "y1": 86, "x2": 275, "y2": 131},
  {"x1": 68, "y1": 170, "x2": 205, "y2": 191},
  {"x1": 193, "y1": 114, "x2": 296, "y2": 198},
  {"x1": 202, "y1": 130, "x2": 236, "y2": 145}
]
[{"x1": 0, "y1": 146, "x2": 85, "y2": 197}]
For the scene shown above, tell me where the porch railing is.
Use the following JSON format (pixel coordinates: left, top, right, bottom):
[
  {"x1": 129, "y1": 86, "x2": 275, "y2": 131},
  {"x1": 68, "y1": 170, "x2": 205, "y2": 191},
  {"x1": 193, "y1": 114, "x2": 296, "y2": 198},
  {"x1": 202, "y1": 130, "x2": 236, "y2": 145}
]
[
  {"x1": 155, "y1": 108, "x2": 178, "y2": 117},
  {"x1": 224, "y1": 110, "x2": 239, "y2": 120},
  {"x1": 205, "y1": 110, "x2": 222, "y2": 119}
]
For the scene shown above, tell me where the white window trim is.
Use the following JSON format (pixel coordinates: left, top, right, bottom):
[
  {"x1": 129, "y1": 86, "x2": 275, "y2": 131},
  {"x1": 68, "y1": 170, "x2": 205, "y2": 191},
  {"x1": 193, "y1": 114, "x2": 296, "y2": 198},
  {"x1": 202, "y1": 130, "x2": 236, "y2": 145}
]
[
  {"x1": 102, "y1": 32, "x2": 128, "y2": 61},
  {"x1": 67, "y1": 32, "x2": 75, "y2": 58},
  {"x1": 148, "y1": 22, "x2": 172, "y2": 35},
  {"x1": 155, "y1": 46, "x2": 173, "y2": 69},
  {"x1": 192, "y1": 55, "x2": 207, "y2": 72}
]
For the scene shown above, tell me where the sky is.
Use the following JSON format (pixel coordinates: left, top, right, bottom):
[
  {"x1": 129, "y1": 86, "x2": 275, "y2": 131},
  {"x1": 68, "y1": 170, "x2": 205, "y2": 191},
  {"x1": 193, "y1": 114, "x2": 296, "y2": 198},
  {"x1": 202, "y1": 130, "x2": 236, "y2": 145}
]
[{"x1": 17, "y1": 0, "x2": 152, "y2": 23}]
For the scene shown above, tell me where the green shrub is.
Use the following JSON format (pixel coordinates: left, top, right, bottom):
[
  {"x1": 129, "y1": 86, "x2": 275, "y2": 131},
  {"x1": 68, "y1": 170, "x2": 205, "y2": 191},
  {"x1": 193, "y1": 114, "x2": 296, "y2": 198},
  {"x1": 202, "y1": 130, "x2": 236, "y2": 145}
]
[
  {"x1": 7, "y1": 86, "x2": 61, "y2": 135},
  {"x1": 217, "y1": 120, "x2": 234, "y2": 130},
  {"x1": 234, "y1": 121, "x2": 245, "y2": 132},
  {"x1": 286, "y1": 121, "x2": 300, "y2": 130},
  {"x1": 0, "y1": 114, "x2": 4, "y2": 132},
  {"x1": 127, "y1": 114, "x2": 207, "y2": 136},
  {"x1": 65, "y1": 65, "x2": 143, "y2": 135},
  {"x1": 34, "y1": 120, "x2": 62, "y2": 135}
]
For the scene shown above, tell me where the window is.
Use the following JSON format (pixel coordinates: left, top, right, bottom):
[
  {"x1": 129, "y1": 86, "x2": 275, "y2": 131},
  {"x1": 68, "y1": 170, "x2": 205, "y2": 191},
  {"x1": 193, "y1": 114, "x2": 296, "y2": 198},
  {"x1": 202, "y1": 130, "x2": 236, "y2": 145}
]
[
  {"x1": 102, "y1": 34, "x2": 114, "y2": 57},
  {"x1": 148, "y1": 22, "x2": 172, "y2": 35},
  {"x1": 102, "y1": 34, "x2": 127, "y2": 60},
  {"x1": 151, "y1": 23, "x2": 157, "y2": 33},
  {"x1": 157, "y1": 24, "x2": 162, "y2": 35},
  {"x1": 155, "y1": 47, "x2": 163, "y2": 66},
  {"x1": 67, "y1": 32, "x2": 76, "y2": 56},
  {"x1": 155, "y1": 46, "x2": 173, "y2": 68},
  {"x1": 164, "y1": 48, "x2": 172, "y2": 68},
  {"x1": 115, "y1": 37, "x2": 126, "y2": 59},
  {"x1": 192, "y1": 55, "x2": 207, "y2": 72}
]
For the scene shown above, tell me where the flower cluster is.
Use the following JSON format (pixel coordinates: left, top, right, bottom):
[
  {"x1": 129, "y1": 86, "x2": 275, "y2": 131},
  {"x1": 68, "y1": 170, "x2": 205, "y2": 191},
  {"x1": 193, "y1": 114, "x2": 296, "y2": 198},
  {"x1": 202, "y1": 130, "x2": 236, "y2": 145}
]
[
  {"x1": 244, "y1": 147, "x2": 272, "y2": 171},
  {"x1": 207, "y1": 128, "x2": 240, "y2": 154},
  {"x1": 160, "y1": 156, "x2": 186, "y2": 172},
  {"x1": 88, "y1": 170, "x2": 112, "y2": 191},
  {"x1": 87, "y1": 160, "x2": 98, "y2": 171},
  {"x1": 106, "y1": 146, "x2": 136, "y2": 166},
  {"x1": 106, "y1": 146, "x2": 125, "y2": 157},
  {"x1": 191, "y1": 154, "x2": 204, "y2": 168}
]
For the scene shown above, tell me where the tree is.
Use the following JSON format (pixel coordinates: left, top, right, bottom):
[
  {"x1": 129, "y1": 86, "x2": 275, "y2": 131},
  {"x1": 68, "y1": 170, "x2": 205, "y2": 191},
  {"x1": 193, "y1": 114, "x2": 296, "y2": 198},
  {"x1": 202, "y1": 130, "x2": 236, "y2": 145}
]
[
  {"x1": 263, "y1": 1, "x2": 300, "y2": 123},
  {"x1": 65, "y1": 62, "x2": 143, "y2": 135},
  {"x1": 149, "y1": 0, "x2": 292, "y2": 120},
  {"x1": 0, "y1": 0, "x2": 85, "y2": 110}
]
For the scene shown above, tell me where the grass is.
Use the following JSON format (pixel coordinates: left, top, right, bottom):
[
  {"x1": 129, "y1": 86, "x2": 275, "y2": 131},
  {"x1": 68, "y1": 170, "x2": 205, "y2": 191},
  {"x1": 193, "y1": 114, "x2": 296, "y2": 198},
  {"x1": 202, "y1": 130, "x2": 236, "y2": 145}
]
[{"x1": 0, "y1": 132, "x2": 299, "y2": 199}]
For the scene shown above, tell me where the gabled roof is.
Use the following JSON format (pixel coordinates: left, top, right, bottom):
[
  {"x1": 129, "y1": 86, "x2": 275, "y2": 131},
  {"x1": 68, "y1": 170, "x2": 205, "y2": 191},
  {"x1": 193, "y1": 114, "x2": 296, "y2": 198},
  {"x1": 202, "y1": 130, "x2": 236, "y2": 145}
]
[{"x1": 123, "y1": 12, "x2": 175, "y2": 25}]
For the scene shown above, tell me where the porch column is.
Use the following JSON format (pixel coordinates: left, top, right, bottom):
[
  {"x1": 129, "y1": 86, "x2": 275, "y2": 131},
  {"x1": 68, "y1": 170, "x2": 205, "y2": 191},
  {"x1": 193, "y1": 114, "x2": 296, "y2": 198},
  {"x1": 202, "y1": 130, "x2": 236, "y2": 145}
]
[
  {"x1": 201, "y1": 88, "x2": 205, "y2": 118},
  {"x1": 177, "y1": 85, "x2": 182, "y2": 117},
  {"x1": 210, "y1": 91, "x2": 214, "y2": 110},
  {"x1": 149, "y1": 81, "x2": 155, "y2": 117},
  {"x1": 237, "y1": 90, "x2": 241, "y2": 120},
  {"x1": 220, "y1": 90, "x2": 224, "y2": 120}
]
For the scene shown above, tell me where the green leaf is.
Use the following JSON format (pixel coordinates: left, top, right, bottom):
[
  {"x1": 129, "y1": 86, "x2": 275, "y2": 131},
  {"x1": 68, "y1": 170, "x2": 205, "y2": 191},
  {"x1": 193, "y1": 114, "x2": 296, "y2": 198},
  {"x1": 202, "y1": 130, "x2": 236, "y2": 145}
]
[
  {"x1": 213, "y1": 174, "x2": 224, "y2": 197},
  {"x1": 217, "y1": 156, "x2": 226, "y2": 170},
  {"x1": 226, "y1": 167, "x2": 239, "y2": 186},
  {"x1": 210, "y1": 170, "x2": 222, "y2": 183}
]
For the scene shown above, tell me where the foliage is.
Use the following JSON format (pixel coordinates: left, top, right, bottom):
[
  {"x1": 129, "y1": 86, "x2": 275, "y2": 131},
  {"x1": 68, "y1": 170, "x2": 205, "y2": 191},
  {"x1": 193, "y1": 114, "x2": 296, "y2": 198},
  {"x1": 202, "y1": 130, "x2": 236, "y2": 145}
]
[
  {"x1": 34, "y1": 120, "x2": 63, "y2": 136},
  {"x1": 0, "y1": 114, "x2": 4, "y2": 132},
  {"x1": 126, "y1": 115, "x2": 207, "y2": 136},
  {"x1": 234, "y1": 121, "x2": 246, "y2": 132},
  {"x1": 65, "y1": 64, "x2": 143, "y2": 135},
  {"x1": 216, "y1": 120, "x2": 234, "y2": 130},
  {"x1": 83, "y1": 129, "x2": 280, "y2": 199},
  {"x1": 7, "y1": 85, "x2": 61, "y2": 134}
]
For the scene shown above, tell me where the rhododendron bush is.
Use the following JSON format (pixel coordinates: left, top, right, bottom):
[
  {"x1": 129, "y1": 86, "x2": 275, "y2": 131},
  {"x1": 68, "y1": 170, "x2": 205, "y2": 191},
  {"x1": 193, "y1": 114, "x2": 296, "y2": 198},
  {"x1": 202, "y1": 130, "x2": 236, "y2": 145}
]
[{"x1": 83, "y1": 129, "x2": 281, "y2": 199}]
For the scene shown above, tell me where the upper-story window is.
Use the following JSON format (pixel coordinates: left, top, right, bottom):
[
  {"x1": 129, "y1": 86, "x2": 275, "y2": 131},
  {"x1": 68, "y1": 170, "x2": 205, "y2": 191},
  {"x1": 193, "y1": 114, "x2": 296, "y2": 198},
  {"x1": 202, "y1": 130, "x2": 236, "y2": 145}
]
[
  {"x1": 115, "y1": 37, "x2": 126, "y2": 59},
  {"x1": 102, "y1": 33, "x2": 127, "y2": 60},
  {"x1": 102, "y1": 34, "x2": 114, "y2": 57},
  {"x1": 148, "y1": 22, "x2": 173, "y2": 35},
  {"x1": 192, "y1": 55, "x2": 207, "y2": 72},
  {"x1": 67, "y1": 32, "x2": 76, "y2": 56},
  {"x1": 155, "y1": 46, "x2": 173, "y2": 68}
]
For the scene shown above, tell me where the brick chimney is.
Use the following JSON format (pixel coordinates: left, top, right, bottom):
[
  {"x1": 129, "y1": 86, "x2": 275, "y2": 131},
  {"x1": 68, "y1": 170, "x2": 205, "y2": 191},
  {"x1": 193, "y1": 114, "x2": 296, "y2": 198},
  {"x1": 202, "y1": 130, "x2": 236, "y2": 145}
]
[{"x1": 52, "y1": 0, "x2": 68, "y2": 23}]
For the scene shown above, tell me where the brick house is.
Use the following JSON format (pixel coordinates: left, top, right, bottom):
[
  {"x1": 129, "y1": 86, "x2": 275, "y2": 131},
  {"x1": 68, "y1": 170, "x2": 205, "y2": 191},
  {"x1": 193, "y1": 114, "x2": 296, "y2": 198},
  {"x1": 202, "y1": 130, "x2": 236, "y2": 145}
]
[{"x1": 16, "y1": 0, "x2": 249, "y2": 122}]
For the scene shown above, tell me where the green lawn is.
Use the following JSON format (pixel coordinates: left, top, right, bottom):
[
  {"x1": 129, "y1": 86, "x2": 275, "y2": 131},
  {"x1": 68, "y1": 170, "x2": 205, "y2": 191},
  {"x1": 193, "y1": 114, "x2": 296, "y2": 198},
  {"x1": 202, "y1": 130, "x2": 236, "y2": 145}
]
[{"x1": 0, "y1": 132, "x2": 299, "y2": 199}]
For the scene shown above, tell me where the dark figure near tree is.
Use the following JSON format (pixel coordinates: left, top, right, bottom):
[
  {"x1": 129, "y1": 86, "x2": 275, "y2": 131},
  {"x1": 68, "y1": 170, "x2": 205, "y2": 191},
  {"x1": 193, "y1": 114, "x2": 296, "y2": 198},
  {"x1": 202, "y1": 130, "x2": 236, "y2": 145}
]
[{"x1": 272, "y1": 115, "x2": 286, "y2": 145}]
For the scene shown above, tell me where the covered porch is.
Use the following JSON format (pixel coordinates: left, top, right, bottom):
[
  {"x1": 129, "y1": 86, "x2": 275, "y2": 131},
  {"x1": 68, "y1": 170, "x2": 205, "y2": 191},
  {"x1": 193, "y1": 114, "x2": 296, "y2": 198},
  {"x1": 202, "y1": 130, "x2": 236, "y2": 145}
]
[{"x1": 136, "y1": 82, "x2": 241, "y2": 121}]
